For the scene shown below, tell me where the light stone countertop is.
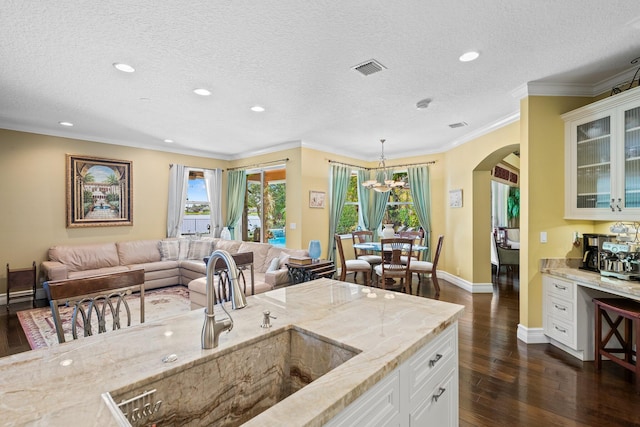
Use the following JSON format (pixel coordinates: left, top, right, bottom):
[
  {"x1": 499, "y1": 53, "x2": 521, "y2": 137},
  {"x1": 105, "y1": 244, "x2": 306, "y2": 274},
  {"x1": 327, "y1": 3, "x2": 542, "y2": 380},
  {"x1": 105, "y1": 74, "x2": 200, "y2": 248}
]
[
  {"x1": 0, "y1": 278, "x2": 464, "y2": 426},
  {"x1": 541, "y1": 258, "x2": 640, "y2": 301}
]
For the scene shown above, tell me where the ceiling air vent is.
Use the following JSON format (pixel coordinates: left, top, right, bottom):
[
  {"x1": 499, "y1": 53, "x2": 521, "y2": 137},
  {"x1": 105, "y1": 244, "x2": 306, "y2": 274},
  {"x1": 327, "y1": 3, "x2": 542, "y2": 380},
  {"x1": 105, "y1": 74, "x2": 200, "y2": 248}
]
[
  {"x1": 352, "y1": 59, "x2": 386, "y2": 76},
  {"x1": 449, "y1": 122, "x2": 468, "y2": 128}
]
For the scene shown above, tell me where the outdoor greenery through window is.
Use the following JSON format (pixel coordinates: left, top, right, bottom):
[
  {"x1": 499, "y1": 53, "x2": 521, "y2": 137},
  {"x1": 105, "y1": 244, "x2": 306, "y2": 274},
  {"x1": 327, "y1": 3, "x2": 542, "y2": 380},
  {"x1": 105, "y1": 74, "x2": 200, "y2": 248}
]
[
  {"x1": 244, "y1": 167, "x2": 286, "y2": 246},
  {"x1": 182, "y1": 171, "x2": 211, "y2": 235},
  {"x1": 337, "y1": 171, "x2": 420, "y2": 235}
]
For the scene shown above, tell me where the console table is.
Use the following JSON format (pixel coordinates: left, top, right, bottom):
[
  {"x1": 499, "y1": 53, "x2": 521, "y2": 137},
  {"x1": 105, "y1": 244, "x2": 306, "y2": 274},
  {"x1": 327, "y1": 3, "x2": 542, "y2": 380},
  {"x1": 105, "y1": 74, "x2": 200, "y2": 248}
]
[
  {"x1": 6, "y1": 261, "x2": 36, "y2": 310},
  {"x1": 287, "y1": 260, "x2": 335, "y2": 285}
]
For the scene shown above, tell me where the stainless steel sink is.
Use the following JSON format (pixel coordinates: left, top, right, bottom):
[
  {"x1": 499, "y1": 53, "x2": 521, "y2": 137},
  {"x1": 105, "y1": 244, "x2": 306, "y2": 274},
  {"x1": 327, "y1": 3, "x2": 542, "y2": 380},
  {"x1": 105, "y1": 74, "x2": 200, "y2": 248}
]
[{"x1": 104, "y1": 326, "x2": 360, "y2": 426}]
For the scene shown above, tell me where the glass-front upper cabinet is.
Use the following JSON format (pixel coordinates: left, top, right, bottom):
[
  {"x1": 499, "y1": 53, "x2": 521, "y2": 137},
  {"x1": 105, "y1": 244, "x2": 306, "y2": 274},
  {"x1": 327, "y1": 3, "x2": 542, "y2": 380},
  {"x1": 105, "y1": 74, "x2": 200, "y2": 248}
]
[{"x1": 564, "y1": 86, "x2": 640, "y2": 220}]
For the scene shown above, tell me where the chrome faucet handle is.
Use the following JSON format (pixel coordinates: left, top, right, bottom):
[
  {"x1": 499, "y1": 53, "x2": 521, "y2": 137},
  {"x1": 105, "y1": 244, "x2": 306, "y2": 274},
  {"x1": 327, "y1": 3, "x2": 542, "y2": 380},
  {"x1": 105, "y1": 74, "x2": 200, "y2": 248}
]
[{"x1": 261, "y1": 310, "x2": 276, "y2": 328}]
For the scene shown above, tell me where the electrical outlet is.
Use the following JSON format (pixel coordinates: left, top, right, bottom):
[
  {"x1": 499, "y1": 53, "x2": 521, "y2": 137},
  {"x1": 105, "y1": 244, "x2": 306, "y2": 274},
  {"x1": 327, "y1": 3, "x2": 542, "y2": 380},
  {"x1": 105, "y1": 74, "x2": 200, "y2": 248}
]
[{"x1": 290, "y1": 223, "x2": 296, "y2": 229}]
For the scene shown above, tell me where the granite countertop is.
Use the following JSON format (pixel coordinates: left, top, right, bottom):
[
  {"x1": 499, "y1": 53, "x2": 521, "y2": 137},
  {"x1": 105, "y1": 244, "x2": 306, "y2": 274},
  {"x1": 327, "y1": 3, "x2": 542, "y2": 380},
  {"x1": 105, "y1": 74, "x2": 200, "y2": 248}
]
[
  {"x1": 541, "y1": 258, "x2": 640, "y2": 300},
  {"x1": 0, "y1": 278, "x2": 464, "y2": 426}
]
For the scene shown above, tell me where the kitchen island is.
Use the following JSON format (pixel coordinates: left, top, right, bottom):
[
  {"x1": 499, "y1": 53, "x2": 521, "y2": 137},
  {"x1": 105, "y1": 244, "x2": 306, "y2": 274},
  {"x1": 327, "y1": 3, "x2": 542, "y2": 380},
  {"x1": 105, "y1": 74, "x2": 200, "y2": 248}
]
[{"x1": 0, "y1": 278, "x2": 464, "y2": 426}]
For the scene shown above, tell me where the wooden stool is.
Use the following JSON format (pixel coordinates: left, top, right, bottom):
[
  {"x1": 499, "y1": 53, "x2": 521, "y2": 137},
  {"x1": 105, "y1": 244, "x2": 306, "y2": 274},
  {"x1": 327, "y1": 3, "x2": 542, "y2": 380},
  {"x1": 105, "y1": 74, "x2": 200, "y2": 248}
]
[{"x1": 593, "y1": 298, "x2": 640, "y2": 375}]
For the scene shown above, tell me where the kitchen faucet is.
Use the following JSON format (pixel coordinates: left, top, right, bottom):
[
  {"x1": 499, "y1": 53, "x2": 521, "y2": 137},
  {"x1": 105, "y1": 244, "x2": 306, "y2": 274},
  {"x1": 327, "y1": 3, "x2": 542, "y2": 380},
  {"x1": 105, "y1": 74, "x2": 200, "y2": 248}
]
[{"x1": 202, "y1": 250, "x2": 247, "y2": 349}]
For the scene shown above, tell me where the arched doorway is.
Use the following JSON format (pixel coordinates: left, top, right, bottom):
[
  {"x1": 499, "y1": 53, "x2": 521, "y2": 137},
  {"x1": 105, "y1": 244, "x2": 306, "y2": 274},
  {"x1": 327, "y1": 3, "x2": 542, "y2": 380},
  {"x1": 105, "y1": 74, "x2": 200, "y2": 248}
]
[{"x1": 472, "y1": 144, "x2": 520, "y2": 284}]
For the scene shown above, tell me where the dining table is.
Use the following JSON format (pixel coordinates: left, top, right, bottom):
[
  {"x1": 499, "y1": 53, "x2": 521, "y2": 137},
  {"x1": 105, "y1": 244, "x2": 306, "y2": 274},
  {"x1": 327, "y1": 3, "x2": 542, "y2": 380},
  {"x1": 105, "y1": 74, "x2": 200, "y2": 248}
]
[{"x1": 352, "y1": 241, "x2": 429, "y2": 287}]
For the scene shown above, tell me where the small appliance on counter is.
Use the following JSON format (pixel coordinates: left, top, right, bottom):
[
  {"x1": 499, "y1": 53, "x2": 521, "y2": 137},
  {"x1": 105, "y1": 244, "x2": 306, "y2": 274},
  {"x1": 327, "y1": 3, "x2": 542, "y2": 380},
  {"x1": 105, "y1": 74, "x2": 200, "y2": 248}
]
[
  {"x1": 600, "y1": 241, "x2": 640, "y2": 280},
  {"x1": 580, "y1": 233, "x2": 615, "y2": 272}
]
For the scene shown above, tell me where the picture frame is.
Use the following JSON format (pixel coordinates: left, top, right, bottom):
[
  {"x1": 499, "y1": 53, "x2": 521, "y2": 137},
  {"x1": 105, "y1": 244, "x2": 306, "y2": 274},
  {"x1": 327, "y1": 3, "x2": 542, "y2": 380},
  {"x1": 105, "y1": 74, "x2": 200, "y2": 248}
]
[
  {"x1": 309, "y1": 190, "x2": 326, "y2": 208},
  {"x1": 66, "y1": 154, "x2": 133, "y2": 228},
  {"x1": 449, "y1": 189, "x2": 463, "y2": 208}
]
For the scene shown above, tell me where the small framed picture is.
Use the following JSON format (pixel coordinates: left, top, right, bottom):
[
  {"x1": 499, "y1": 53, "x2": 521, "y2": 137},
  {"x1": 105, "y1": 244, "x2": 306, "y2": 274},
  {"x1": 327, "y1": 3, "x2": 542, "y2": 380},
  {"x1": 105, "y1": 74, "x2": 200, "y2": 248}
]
[
  {"x1": 449, "y1": 189, "x2": 463, "y2": 208},
  {"x1": 309, "y1": 191, "x2": 326, "y2": 208}
]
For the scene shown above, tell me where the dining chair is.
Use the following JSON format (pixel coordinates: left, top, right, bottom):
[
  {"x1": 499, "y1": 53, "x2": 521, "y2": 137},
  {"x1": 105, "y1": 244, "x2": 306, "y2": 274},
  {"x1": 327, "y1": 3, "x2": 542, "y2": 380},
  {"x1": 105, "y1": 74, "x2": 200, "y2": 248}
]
[
  {"x1": 374, "y1": 238, "x2": 413, "y2": 294},
  {"x1": 492, "y1": 233, "x2": 519, "y2": 280},
  {"x1": 352, "y1": 230, "x2": 383, "y2": 280},
  {"x1": 43, "y1": 269, "x2": 145, "y2": 344},
  {"x1": 399, "y1": 230, "x2": 424, "y2": 264},
  {"x1": 334, "y1": 234, "x2": 372, "y2": 285},
  {"x1": 410, "y1": 235, "x2": 444, "y2": 296}
]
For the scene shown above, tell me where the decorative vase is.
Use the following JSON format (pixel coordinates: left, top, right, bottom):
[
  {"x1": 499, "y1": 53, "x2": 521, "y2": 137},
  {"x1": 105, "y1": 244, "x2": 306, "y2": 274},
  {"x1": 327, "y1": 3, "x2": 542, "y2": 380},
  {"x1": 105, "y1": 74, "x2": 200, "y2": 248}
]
[
  {"x1": 220, "y1": 226, "x2": 231, "y2": 240},
  {"x1": 308, "y1": 240, "x2": 322, "y2": 262},
  {"x1": 382, "y1": 224, "x2": 395, "y2": 239}
]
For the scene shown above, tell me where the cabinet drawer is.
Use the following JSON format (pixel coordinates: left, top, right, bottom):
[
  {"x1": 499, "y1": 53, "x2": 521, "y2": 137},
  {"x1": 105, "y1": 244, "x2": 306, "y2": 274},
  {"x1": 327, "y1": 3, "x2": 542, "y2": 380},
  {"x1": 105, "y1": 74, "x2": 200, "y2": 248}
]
[
  {"x1": 545, "y1": 315, "x2": 575, "y2": 347},
  {"x1": 325, "y1": 368, "x2": 401, "y2": 427},
  {"x1": 544, "y1": 276, "x2": 574, "y2": 300},
  {"x1": 409, "y1": 367, "x2": 458, "y2": 427},
  {"x1": 407, "y1": 324, "x2": 456, "y2": 403},
  {"x1": 546, "y1": 295, "x2": 574, "y2": 323}
]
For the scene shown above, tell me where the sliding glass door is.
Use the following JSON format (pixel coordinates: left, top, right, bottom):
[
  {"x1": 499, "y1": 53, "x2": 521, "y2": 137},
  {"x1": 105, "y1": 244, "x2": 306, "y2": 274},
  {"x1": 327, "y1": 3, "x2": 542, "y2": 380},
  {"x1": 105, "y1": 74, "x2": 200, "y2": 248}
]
[{"x1": 243, "y1": 166, "x2": 286, "y2": 246}]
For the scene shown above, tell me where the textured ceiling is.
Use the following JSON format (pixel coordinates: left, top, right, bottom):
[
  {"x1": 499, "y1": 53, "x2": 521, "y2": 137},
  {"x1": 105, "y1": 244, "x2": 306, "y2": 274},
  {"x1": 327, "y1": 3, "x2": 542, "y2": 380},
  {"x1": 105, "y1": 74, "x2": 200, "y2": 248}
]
[{"x1": 1, "y1": 1, "x2": 640, "y2": 161}]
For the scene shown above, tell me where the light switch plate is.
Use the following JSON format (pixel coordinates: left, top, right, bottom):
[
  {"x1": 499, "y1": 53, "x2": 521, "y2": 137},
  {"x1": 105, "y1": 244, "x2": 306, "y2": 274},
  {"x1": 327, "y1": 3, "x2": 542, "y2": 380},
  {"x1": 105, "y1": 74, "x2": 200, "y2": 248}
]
[
  {"x1": 290, "y1": 223, "x2": 296, "y2": 229},
  {"x1": 540, "y1": 231, "x2": 547, "y2": 243}
]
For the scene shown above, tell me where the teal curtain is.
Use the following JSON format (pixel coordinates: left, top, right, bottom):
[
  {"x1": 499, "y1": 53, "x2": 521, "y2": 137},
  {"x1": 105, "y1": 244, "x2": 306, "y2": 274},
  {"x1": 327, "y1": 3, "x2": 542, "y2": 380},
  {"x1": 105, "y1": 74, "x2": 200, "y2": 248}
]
[
  {"x1": 356, "y1": 170, "x2": 371, "y2": 230},
  {"x1": 226, "y1": 170, "x2": 247, "y2": 239},
  {"x1": 327, "y1": 164, "x2": 350, "y2": 261},
  {"x1": 369, "y1": 170, "x2": 389, "y2": 239},
  {"x1": 408, "y1": 165, "x2": 432, "y2": 260}
]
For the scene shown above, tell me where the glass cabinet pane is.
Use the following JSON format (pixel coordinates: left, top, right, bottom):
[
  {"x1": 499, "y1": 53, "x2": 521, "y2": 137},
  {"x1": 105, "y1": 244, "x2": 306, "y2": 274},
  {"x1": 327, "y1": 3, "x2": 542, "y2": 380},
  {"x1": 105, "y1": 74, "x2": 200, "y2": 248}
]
[
  {"x1": 576, "y1": 116, "x2": 611, "y2": 209},
  {"x1": 625, "y1": 106, "x2": 640, "y2": 207}
]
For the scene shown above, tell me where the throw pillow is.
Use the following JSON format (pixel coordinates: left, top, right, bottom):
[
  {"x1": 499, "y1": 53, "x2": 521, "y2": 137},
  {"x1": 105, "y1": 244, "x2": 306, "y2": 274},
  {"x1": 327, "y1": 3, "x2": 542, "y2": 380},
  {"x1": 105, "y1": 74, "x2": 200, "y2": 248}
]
[
  {"x1": 158, "y1": 240, "x2": 179, "y2": 261},
  {"x1": 266, "y1": 257, "x2": 280, "y2": 272},
  {"x1": 178, "y1": 238, "x2": 190, "y2": 260},
  {"x1": 187, "y1": 240, "x2": 212, "y2": 260}
]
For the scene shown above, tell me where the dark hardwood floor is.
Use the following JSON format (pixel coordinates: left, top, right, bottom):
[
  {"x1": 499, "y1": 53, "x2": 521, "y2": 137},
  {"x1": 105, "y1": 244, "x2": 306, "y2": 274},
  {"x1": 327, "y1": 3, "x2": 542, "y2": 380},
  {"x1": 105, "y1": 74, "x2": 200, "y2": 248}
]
[{"x1": 2, "y1": 273, "x2": 640, "y2": 426}]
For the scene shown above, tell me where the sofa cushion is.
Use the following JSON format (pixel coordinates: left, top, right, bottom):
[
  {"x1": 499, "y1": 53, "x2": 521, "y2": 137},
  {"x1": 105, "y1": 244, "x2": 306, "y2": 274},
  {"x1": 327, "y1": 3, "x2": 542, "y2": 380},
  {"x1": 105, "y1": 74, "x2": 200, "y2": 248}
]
[
  {"x1": 187, "y1": 240, "x2": 212, "y2": 260},
  {"x1": 67, "y1": 266, "x2": 130, "y2": 279},
  {"x1": 267, "y1": 257, "x2": 280, "y2": 272},
  {"x1": 159, "y1": 240, "x2": 180, "y2": 261},
  {"x1": 48, "y1": 243, "x2": 120, "y2": 273},
  {"x1": 213, "y1": 239, "x2": 243, "y2": 254},
  {"x1": 117, "y1": 240, "x2": 162, "y2": 265},
  {"x1": 238, "y1": 241, "x2": 272, "y2": 273}
]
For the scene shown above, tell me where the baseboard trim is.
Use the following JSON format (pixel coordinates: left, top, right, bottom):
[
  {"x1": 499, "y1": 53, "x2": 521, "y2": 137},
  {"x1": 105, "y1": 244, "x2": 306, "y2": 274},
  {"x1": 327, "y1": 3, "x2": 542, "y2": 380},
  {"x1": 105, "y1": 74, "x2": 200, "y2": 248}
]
[
  {"x1": 1, "y1": 288, "x2": 46, "y2": 306},
  {"x1": 438, "y1": 271, "x2": 494, "y2": 293},
  {"x1": 517, "y1": 324, "x2": 549, "y2": 344}
]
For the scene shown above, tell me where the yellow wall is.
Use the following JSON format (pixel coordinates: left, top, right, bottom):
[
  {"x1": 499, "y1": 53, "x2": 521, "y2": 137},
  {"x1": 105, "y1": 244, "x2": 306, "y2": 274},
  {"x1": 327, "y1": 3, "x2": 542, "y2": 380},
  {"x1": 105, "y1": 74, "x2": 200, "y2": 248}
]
[{"x1": 0, "y1": 129, "x2": 226, "y2": 291}]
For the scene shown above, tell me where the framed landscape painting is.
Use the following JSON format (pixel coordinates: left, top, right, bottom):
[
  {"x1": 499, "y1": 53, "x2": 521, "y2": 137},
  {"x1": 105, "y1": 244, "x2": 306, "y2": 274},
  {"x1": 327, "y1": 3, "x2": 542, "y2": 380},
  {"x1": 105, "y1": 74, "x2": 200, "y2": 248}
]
[{"x1": 66, "y1": 154, "x2": 133, "y2": 228}]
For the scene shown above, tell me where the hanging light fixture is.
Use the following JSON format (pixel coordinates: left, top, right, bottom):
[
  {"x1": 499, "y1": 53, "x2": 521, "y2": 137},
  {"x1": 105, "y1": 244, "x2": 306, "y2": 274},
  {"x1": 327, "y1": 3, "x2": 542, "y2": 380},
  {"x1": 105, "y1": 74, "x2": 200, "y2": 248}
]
[{"x1": 362, "y1": 139, "x2": 406, "y2": 193}]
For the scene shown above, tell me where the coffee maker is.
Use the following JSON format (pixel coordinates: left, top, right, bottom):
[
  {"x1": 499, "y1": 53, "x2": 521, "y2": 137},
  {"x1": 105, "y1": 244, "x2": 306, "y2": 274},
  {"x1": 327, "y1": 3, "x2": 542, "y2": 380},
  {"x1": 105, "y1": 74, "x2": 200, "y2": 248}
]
[{"x1": 580, "y1": 233, "x2": 615, "y2": 272}]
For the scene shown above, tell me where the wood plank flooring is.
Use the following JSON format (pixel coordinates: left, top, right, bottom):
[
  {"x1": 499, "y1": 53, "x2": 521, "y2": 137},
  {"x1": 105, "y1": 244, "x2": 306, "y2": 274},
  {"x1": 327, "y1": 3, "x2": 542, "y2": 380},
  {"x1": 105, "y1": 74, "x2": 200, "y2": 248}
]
[{"x1": 2, "y1": 275, "x2": 640, "y2": 426}]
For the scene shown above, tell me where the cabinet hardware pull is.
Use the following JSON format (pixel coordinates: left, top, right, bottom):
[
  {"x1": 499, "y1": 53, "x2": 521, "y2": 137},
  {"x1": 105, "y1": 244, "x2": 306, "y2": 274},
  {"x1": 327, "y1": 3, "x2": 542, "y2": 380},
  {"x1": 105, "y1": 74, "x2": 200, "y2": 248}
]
[
  {"x1": 429, "y1": 353, "x2": 443, "y2": 367},
  {"x1": 553, "y1": 304, "x2": 567, "y2": 311},
  {"x1": 432, "y1": 387, "x2": 446, "y2": 402},
  {"x1": 555, "y1": 325, "x2": 567, "y2": 333},
  {"x1": 554, "y1": 284, "x2": 567, "y2": 291},
  {"x1": 610, "y1": 198, "x2": 615, "y2": 212},
  {"x1": 617, "y1": 198, "x2": 622, "y2": 211}
]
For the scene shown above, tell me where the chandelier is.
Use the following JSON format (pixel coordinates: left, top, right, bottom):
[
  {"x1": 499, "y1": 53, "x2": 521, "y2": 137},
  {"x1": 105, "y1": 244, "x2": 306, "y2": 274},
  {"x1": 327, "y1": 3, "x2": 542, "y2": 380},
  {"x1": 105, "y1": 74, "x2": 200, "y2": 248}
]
[{"x1": 361, "y1": 139, "x2": 406, "y2": 193}]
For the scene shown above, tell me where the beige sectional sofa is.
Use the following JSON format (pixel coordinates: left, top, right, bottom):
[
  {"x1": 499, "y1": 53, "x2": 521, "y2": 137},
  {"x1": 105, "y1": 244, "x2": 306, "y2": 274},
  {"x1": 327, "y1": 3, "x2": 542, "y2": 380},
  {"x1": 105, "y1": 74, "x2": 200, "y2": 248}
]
[{"x1": 41, "y1": 238, "x2": 308, "y2": 308}]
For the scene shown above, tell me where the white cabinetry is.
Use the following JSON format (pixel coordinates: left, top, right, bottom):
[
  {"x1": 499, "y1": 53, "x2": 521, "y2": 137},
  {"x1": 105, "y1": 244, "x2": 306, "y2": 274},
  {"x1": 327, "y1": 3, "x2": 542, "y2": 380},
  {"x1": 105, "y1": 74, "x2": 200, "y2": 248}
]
[
  {"x1": 326, "y1": 323, "x2": 458, "y2": 427},
  {"x1": 542, "y1": 274, "x2": 619, "y2": 361},
  {"x1": 563, "y1": 86, "x2": 640, "y2": 220}
]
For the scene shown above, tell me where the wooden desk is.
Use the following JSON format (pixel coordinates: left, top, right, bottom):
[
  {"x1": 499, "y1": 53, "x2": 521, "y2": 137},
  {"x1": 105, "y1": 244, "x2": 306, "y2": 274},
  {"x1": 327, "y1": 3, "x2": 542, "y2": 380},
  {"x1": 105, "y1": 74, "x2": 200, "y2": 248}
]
[{"x1": 287, "y1": 260, "x2": 335, "y2": 285}]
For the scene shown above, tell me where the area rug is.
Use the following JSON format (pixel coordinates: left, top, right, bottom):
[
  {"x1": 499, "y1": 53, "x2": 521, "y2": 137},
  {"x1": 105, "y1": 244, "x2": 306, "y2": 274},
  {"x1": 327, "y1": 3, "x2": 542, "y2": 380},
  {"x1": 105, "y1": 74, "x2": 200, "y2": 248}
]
[{"x1": 17, "y1": 286, "x2": 191, "y2": 350}]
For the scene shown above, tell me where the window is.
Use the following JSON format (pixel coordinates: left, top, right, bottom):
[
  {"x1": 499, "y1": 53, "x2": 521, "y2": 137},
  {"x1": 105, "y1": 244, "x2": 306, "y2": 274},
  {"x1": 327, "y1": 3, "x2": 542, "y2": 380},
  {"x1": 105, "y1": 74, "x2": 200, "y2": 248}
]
[
  {"x1": 243, "y1": 166, "x2": 286, "y2": 246},
  {"x1": 336, "y1": 170, "x2": 422, "y2": 235},
  {"x1": 181, "y1": 171, "x2": 211, "y2": 235},
  {"x1": 383, "y1": 171, "x2": 420, "y2": 231}
]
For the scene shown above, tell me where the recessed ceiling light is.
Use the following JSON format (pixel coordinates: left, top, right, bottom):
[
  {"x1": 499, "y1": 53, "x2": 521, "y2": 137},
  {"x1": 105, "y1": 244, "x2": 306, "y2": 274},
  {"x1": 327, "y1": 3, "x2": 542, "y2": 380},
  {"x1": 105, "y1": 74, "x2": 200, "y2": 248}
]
[
  {"x1": 163, "y1": 139, "x2": 174, "y2": 143},
  {"x1": 459, "y1": 51, "x2": 480, "y2": 62},
  {"x1": 250, "y1": 105, "x2": 265, "y2": 112},
  {"x1": 113, "y1": 62, "x2": 135, "y2": 73},
  {"x1": 193, "y1": 88, "x2": 211, "y2": 96},
  {"x1": 58, "y1": 121, "x2": 74, "y2": 127}
]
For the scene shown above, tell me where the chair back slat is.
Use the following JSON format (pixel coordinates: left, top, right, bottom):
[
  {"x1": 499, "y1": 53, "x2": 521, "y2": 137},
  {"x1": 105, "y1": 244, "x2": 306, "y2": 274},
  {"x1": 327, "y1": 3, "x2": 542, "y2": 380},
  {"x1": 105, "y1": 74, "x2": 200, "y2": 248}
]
[{"x1": 43, "y1": 269, "x2": 145, "y2": 344}]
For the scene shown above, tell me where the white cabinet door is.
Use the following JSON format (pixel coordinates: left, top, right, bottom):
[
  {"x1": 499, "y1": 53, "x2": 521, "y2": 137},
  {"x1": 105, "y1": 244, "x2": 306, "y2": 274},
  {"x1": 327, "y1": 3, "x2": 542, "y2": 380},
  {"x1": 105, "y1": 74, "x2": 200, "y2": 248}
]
[
  {"x1": 564, "y1": 86, "x2": 640, "y2": 220},
  {"x1": 409, "y1": 368, "x2": 457, "y2": 427}
]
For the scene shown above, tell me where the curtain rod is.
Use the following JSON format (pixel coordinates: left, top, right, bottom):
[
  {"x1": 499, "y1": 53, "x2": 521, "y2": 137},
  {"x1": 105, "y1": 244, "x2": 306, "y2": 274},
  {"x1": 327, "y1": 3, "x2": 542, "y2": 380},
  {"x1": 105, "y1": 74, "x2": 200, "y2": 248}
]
[
  {"x1": 328, "y1": 159, "x2": 437, "y2": 170},
  {"x1": 227, "y1": 158, "x2": 289, "y2": 171},
  {"x1": 169, "y1": 164, "x2": 224, "y2": 172}
]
